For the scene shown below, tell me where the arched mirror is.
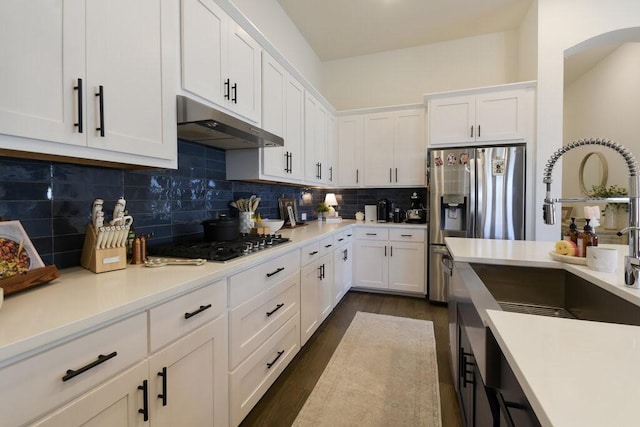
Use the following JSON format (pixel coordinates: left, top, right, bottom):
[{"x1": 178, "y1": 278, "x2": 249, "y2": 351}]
[{"x1": 578, "y1": 152, "x2": 608, "y2": 194}]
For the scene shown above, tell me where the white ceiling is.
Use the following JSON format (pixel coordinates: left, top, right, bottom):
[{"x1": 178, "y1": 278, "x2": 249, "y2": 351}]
[{"x1": 276, "y1": 0, "x2": 533, "y2": 61}]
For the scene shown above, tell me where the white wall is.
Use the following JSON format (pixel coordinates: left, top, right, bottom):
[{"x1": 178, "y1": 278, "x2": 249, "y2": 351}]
[
  {"x1": 563, "y1": 43, "x2": 640, "y2": 207},
  {"x1": 322, "y1": 31, "x2": 520, "y2": 110},
  {"x1": 535, "y1": 0, "x2": 640, "y2": 241},
  {"x1": 517, "y1": 0, "x2": 538, "y2": 81},
  {"x1": 227, "y1": 0, "x2": 323, "y2": 88}
]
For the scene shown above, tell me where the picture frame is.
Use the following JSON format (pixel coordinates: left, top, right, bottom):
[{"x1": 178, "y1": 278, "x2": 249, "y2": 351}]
[
  {"x1": 0, "y1": 220, "x2": 45, "y2": 279},
  {"x1": 278, "y1": 198, "x2": 299, "y2": 226},
  {"x1": 561, "y1": 206, "x2": 573, "y2": 221}
]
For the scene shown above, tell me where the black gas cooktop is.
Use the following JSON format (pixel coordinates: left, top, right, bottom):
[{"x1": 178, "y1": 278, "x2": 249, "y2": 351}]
[{"x1": 149, "y1": 234, "x2": 291, "y2": 262}]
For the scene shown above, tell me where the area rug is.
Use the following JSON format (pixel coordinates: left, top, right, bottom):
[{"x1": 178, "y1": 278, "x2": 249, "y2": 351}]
[{"x1": 292, "y1": 311, "x2": 442, "y2": 427}]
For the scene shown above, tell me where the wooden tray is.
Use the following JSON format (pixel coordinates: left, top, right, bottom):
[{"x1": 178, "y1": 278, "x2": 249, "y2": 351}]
[
  {"x1": 0, "y1": 265, "x2": 60, "y2": 295},
  {"x1": 548, "y1": 251, "x2": 587, "y2": 265}
]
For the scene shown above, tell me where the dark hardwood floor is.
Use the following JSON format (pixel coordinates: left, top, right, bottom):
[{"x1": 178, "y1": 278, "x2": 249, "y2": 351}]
[{"x1": 239, "y1": 290, "x2": 463, "y2": 427}]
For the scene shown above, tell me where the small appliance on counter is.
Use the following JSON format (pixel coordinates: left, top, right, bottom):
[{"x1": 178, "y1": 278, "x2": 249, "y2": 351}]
[
  {"x1": 364, "y1": 205, "x2": 377, "y2": 222},
  {"x1": 406, "y1": 192, "x2": 427, "y2": 224},
  {"x1": 377, "y1": 199, "x2": 390, "y2": 223}
]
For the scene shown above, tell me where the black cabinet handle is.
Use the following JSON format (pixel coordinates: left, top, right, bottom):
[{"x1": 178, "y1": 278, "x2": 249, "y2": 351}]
[
  {"x1": 157, "y1": 367, "x2": 167, "y2": 406},
  {"x1": 400, "y1": 234, "x2": 413, "y2": 237},
  {"x1": 224, "y1": 78, "x2": 230, "y2": 100},
  {"x1": 337, "y1": 238, "x2": 344, "y2": 242},
  {"x1": 324, "y1": 244, "x2": 332, "y2": 248},
  {"x1": 289, "y1": 152, "x2": 293, "y2": 174},
  {"x1": 390, "y1": 246, "x2": 393, "y2": 257},
  {"x1": 231, "y1": 83, "x2": 237, "y2": 103},
  {"x1": 266, "y1": 267, "x2": 285, "y2": 278},
  {"x1": 395, "y1": 168, "x2": 398, "y2": 182},
  {"x1": 347, "y1": 233, "x2": 352, "y2": 237},
  {"x1": 74, "y1": 78, "x2": 83, "y2": 133},
  {"x1": 309, "y1": 250, "x2": 318, "y2": 256},
  {"x1": 329, "y1": 166, "x2": 333, "y2": 182},
  {"x1": 478, "y1": 125, "x2": 481, "y2": 138},
  {"x1": 62, "y1": 351, "x2": 117, "y2": 382},
  {"x1": 321, "y1": 264, "x2": 325, "y2": 279},
  {"x1": 138, "y1": 379, "x2": 149, "y2": 421},
  {"x1": 184, "y1": 304, "x2": 212, "y2": 319},
  {"x1": 356, "y1": 168, "x2": 359, "y2": 183},
  {"x1": 389, "y1": 168, "x2": 392, "y2": 183},
  {"x1": 267, "y1": 350, "x2": 285, "y2": 369},
  {"x1": 266, "y1": 303, "x2": 284, "y2": 317},
  {"x1": 343, "y1": 249, "x2": 348, "y2": 261},
  {"x1": 366, "y1": 233, "x2": 377, "y2": 236},
  {"x1": 384, "y1": 246, "x2": 387, "y2": 257},
  {"x1": 318, "y1": 265, "x2": 323, "y2": 279},
  {"x1": 470, "y1": 125, "x2": 474, "y2": 138},
  {"x1": 319, "y1": 162, "x2": 322, "y2": 180},
  {"x1": 95, "y1": 85, "x2": 104, "y2": 137}
]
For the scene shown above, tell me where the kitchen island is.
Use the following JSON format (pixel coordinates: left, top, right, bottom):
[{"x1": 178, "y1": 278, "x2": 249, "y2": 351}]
[{"x1": 446, "y1": 237, "x2": 640, "y2": 426}]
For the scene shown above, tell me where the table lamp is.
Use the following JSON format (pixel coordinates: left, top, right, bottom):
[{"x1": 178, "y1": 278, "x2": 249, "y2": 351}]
[{"x1": 324, "y1": 193, "x2": 338, "y2": 217}]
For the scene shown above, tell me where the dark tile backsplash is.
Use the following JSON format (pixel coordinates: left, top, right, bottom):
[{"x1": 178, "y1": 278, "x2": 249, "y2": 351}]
[{"x1": 0, "y1": 140, "x2": 425, "y2": 269}]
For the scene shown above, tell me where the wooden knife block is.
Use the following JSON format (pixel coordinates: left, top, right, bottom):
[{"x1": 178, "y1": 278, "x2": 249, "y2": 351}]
[{"x1": 81, "y1": 224, "x2": 127, "y2": 273}]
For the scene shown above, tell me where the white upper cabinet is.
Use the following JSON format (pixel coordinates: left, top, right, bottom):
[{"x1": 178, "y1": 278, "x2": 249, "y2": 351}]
[
  {"x1": 361, "y1": 108, "x2": 426, "y2": 187},
  {"x1": 338, "y1": 115, "x2": 364, "y2": 187},
  {"x1": 304, "y1": 92, "x2": 331, "y2": 185},
  {"x1": 427, "y1": 84, "x2": 535, "y2": 146},
  {"x1": 0, "y1": 0, "x2": 177, "y2": 167},
  {"x1": 181, "y1": 0, "x2": 261, "y2": 124}
]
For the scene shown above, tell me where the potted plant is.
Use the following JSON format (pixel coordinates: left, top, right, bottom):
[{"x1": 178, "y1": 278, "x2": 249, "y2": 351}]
[
  {"x1": 315, "y1": 202, "x2": 330, "y2": 220},
  {"x1": 586, "y1": 184, "x2": 628, "y2": 229}
]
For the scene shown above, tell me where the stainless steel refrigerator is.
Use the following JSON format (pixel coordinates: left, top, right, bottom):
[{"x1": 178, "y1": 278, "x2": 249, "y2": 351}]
[{"x1": 428, "y1": 145, "x2": 526, "y2": 302}]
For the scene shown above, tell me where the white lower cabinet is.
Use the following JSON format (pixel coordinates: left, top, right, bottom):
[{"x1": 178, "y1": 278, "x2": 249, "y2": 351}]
[
  {"x1": 354, "y1": 227, "x2": 426, "y2": 294},
  {"x1": 228, "y1": 249, "x2": 301, "y2": 426},
  {"x1": 332, "y1": 231, "x2": 353, "y2": 307},
  {"x1": 300, "y1": 234, "x2": 335, "y2": 346}
]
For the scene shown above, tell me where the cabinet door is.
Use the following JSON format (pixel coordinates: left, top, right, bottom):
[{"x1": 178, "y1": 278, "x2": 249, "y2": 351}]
[
  {"x1": 333, "y1": 243, "x2": 353, "y2": 307},
  {"x1": 181, "y1": 0, "x2": 226, "y2": 108},
  {"x1": 315, "y1": 103, "x2": 328, "y2": 183},
  {"x1": 227, "y1": 22, "x2": 261, "y2": 123},
  {"x1": 354, "y1": 239, "x2": 388, "y2": 289},
  {"x1": 394, "y1": 109, "x2": 426, "y2": 186},
  {"x1": 149, "y1": 315, "x2": 229, "y2": 427},
  {"x1": 304, "y1": 94, "x2": 319, "y2": 182},
  {"x1": 326, "y1": 114, "x2": 337, "y2": 185},
  {"x1": 285, "y1": 76, "x2": 305, "y2": 179},
  {"x1": 86, "y1": 0, "x2": 171, "y2": 159},
  {"x1": 388, "y1": 241, "x2": 425, "y2": 293},
  {"x1": 300, "y1": 259, "x2": 322, "y2": 345},
  {"x1": 428, "y1": 95, "x2": 475, "y2": 145},
  {"x1": 338, "y1": 115, "x2": 363, "y2": 187},
  {"x1": 261, "y1": 52, "x2": 286, "y2": 178},
  {"x1": 319, "y1": 257, "x2": 333, "y2": 322},
  {"x1": 31, "y1": 361, "x2": 148, "y2": 427},
  {"x1": 475, "y1": 90, "x2": 529, "y2": 143},
  {"x1": 363, "y1": 112, "x2": 394, "y2": 186},
  {"x1": 0, "y1": 0, "x2": 84, "y2": 146}
]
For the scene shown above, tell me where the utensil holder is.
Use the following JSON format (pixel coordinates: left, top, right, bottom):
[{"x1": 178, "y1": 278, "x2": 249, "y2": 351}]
[
  {"x1": 239, "y1": 212, "x2": 254, "y2": 234},
  {"x1": 81, "y1": 224, "x2": 128, "y2": 273}
]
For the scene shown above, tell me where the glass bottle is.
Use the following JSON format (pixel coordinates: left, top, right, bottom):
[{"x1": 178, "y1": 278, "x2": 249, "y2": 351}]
[
  {"x1": 578, "y1": 219, "x2": 598, "y2": 258},
  {"x1": 563, "y1": 217, "x2": 579, "y2": 244}
]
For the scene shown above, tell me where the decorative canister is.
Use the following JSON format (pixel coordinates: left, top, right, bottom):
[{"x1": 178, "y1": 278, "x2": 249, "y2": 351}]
[{"x1": 239, "y1": 211, "x2": 254, "y2": 234}]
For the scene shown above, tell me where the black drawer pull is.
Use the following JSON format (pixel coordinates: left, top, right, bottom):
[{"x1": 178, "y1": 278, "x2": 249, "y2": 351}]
[
  {"x1": 138, "y1": 379, "x2": 149, "y2": 421},
  {"x1": 266, "y1": 350, "x2": 285, "y2": 369},
  {"x1": 266, "y1": 303, "x2": 285, "y2": 317},
  {"x1": 157, "y1": 367, "x2": 167, "y2": 406},
  {"x1": 184, "y1": 304, "x2": 212, "y2": 319},
  {"x1": 366, "y1": 233, "x2": 377, "y2": 236},
  {"x1": 309, "y1": 250, "x2": 318, "y2": 256},
  {"x1": 266, "y1": 267, "x2": 285, "y2": 278},
  {"x1": 400, "y1": 234, "x2": 413, "y2": 237},
  {"x1": 324, "y1": 244, "x2": 333, "y2": 248},
  {"x1": 337, "y1": 238, "x2": 344, "y2": 242},
  {"x1": 224, "y1": 78, "x2": 230, "y2": 99},
  {"x1": 62, "y1": 351, "x2": 117, "y2": 382}
]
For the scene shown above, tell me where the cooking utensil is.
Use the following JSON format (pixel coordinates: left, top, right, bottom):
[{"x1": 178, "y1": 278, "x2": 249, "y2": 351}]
[
  {"x1": 145, "y1": 257, "x2": 207, "y2": 267},
  {"x1": 202, "y1": 215, "x2": 240, "y2": 241}
]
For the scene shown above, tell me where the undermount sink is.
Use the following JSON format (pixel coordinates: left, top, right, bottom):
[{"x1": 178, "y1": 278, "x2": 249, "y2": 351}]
[{"x1": 470, "y1": 263, "x2": 640, "y2": 326}]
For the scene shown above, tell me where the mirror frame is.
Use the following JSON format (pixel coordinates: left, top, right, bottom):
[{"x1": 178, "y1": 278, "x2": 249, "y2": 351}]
[{"x1": 579, "y1": 151, "x2": 608, "y2": 194}]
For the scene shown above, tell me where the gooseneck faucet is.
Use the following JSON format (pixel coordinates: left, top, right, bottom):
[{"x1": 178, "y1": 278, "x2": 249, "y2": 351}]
[{"x1": 542, "y1": 138, "x2": 640, "y2": 287}]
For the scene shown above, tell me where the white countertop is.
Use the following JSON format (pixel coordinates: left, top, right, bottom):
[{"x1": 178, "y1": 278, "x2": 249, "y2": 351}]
[
  {"x1": 0, "y1": 220, "x2": 427, "y2": 365},
  {"x1": 486, "y1": 310, "x2": 640, "y2": 427},
  {"x1": 447, "y1": 237, "x2": 640, "y2": 426}
]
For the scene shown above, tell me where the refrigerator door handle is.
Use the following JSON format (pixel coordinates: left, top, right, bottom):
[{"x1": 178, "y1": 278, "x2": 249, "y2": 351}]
[{"x1": 469, "y1": 155, "x2": 477, "y2": 238}]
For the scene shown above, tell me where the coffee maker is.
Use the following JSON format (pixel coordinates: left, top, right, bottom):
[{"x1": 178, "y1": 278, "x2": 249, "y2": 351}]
[
  {"x1": 377, "y1": 199, "x2": 389, "y2": 222},
  {"x1": 406, "y1": 192, "x2": 427, "y2": 223}
]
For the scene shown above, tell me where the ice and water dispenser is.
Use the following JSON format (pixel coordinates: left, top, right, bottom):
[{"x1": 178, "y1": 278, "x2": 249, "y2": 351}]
[{"x1": 440, "y1": 195, "x2": 466, "y2": 232}]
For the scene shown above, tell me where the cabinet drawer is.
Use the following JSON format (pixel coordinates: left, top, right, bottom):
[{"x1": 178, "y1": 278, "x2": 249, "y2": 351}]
[
  {"x1": 0, "y1": 313, "x2": 147, "y2": 427},
  {"x1": 229, "y1": 249, "x2": 301, "y2": 308},
  {"x1": 149, "y1": 279, "x2": 226, "y2": 352},
  {"x1": 301, "y1": 240, "x2": 321, "y2": 266},
  {"x1": 229, "y1": 272, "x2": 300, "y2": 369},
  {"x1": 389, "y1": 228, "x2": 425, "y2": 242},
  {"x1": 319, "y1": 235, "x2": 335, "y2": 255},
  {"x1": 229, "y1": 314, "x2": 300, "y2": 426},
  {"x1": 355, "y1": 227, "x2": 389, "y2": 240}
]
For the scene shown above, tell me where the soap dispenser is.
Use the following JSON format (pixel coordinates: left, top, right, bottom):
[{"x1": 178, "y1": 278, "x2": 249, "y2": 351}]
[
  {"x1": 563, "y1": 217, "x2": 579, "y2": 244},
  {"x1": 578, "y1": 218, "x2": 598, "y2": 258}
]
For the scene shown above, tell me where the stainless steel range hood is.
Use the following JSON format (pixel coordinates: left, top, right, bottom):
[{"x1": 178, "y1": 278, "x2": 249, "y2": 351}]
[{"x1": 176, "y1": 95, "x2": 283, "y2": 150}]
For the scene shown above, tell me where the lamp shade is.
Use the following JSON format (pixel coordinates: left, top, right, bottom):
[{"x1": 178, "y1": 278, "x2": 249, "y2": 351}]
[{"x1": 324, "y1": 193, "x2": 338, "y2": 206}]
